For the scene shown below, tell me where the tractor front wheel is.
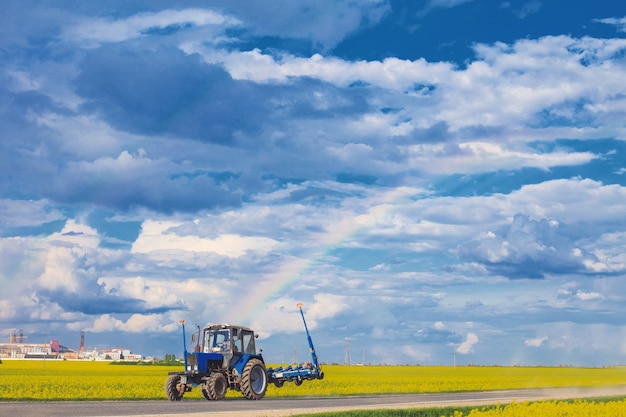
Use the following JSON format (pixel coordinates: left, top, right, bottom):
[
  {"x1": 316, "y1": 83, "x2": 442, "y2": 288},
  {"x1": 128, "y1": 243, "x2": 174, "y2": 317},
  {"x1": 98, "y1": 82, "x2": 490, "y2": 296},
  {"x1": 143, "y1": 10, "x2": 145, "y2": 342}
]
[
  {"x1": 240, "y1": 358, "x2": 267, "y2": 400},
  {"x1": 202, "y1": 373, "x2": 228, "y2": 401},
  {"x1": 165, "y1": 375, "x2": 185, "y2": 401}
]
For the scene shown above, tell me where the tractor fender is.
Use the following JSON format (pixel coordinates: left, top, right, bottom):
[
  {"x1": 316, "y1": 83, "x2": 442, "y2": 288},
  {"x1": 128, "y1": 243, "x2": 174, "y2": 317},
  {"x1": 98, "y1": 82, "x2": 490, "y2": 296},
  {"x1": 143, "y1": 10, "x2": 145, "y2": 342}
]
[{"x1": 233, "y1": 354, "x2": 264, "y2": 375}]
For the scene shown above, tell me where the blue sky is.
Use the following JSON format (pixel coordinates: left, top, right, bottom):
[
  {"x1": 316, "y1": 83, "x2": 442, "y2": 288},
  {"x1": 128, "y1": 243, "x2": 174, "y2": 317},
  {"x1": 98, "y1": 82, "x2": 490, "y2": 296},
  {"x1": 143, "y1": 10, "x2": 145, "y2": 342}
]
[{"x1": 2, "y1": 0, "x2": 626, "y2": 366}]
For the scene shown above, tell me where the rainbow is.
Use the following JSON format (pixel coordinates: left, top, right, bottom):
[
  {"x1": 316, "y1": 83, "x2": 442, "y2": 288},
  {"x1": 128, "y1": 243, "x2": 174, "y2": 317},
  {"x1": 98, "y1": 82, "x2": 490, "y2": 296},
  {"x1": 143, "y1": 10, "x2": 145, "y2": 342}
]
[{"x1": 232, "y1": 185, "x2": 420, "y2": 326}]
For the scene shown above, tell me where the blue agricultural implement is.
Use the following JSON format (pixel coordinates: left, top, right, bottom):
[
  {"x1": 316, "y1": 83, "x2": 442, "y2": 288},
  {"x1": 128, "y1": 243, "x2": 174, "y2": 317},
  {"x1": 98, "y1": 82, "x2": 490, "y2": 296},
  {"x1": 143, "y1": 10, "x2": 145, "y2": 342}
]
[{"x1": 165, "y1": 303, "x2": 324, "y2": 401}]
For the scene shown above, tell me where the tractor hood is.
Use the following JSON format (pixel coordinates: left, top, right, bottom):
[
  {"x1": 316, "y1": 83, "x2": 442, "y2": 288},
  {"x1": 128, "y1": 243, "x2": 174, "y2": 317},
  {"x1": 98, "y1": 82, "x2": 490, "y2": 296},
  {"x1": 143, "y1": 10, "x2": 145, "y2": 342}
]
[{"x1": 187, "y1": 351, "x2": 224, "y2": 373}]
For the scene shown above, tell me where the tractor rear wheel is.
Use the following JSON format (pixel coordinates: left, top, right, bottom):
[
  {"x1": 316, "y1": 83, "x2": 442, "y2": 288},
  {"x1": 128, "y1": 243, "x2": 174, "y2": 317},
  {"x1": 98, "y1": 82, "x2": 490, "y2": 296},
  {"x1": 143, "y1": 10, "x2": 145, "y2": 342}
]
[
  {"x1": 202, "y1": 373, "x2": 228, "y2": 401},
  {"x1": 240, "y1": 358, "x2": 267, "y2": 400},
  {"x1": 165, "y1": 375, "x2": 185, "y2": 401}
]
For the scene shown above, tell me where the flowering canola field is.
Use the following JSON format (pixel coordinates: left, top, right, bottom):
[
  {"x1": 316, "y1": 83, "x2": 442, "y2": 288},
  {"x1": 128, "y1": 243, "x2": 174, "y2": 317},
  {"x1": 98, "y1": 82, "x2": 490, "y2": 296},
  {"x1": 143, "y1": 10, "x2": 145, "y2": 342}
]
[
  {"x1": 443, "y1": 399, "x2": 626, "y2": 417},
  {"x1": 0, "y1": 361, "x2": 625, "y2": 401}
]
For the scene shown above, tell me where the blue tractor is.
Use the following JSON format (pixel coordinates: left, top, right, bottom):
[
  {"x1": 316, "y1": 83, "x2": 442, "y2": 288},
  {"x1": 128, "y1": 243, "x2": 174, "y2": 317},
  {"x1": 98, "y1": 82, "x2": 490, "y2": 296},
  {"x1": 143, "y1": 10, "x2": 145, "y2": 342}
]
[{"x1": 165, "y1": 303, "x2": 323, "y2": 401}]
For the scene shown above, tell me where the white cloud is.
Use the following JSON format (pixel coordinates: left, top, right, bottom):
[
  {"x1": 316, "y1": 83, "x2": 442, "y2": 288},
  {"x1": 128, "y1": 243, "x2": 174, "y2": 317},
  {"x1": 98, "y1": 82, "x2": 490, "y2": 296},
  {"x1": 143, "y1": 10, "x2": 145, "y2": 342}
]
[
  {"x1": 210, "y1": 50, "x2": 451, "y2": 91},
  {"x1": 62, "y1": 9, "x2": 240, "y2": 47},
  {"x1": 37, "y1": 221, "x2": 101, "y2": 292},
  {"x1": 87, "y1": 313, "x2": 178, "y2": 333},
  {"x1": 308, "y1": 293, "x2": 350, "y2": 321},
  {"x1": 97, "y1": 276, "x2": 180, "y2": 308},
  {"x1": 456, "y1": 332, "x2": 479, "y2": 354},
  {"x1": 131, "y1": 220, "x2": 278, "y2": 258},
  {"x1": 37, "y1": 246, "x2": 83, "y2": 292},
  {"x1": 525, "y1": 336, "x2": 548, "y2": 347},
  {"x1": 509, "y1": 179, "x2": 626, "y2": 226},
  {"x1": 0, "y1": 199, "x2": 64, "y2": 228},
  {"x1": 204, "y1": 35, "x2": 626, "y2": 142},
  {"x1": 576, "y1": 290, "x2": 602, "y2": 301},
  {"x1": 243, "y1": 293, "x2": 348, "y2": 339},
  {"x1": 595, "y1": 17, "x2": 626, "y2": 33},
  {"x1": 370, "y1": 263, "x2": 390, "y2": 271},
  {"x1": 34, "y1": 114, "x2": 129, "y2": 157},
  {"x1": 406, "y1": 142, "x2": 596, "y2": 174}
]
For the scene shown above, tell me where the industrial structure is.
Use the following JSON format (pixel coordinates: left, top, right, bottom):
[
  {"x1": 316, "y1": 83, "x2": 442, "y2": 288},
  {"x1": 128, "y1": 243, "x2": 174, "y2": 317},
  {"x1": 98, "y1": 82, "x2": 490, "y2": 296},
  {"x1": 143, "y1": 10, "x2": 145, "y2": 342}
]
[{"x1": 0, "y1": 329, "x2": 143, "y2": 361}]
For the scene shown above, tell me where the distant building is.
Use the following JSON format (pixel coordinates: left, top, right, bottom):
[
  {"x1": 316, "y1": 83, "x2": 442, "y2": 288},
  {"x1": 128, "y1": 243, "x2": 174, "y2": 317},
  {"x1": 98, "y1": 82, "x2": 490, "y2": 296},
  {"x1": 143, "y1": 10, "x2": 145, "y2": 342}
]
[
  {"x1": 78, "y1": 347, "x2": 142, "y2": 361},
  {"x1": 0, "y1": 340, "x2": 66, "y2": 359},
  {"x1": 0, "y1": 337, "x2": 143, "y2": 361}
]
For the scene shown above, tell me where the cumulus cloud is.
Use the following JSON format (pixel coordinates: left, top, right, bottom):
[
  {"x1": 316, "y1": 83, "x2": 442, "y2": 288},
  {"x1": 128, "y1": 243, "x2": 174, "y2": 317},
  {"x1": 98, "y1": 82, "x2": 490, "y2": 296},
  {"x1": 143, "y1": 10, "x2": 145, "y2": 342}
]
[
  {"x1": 0, "y1": 199, "x2": 64, "y2": 229},
  {"x1": 131, "y1": 220, "x2": 278, "y2": 258},
  {"x1": 458, "y1": 214, "x2": 582, "y2": 279},
  {"x1": 456, "y1": 332, "x2": 479, "y2": 354},
  {"x1": 455, "y1": 179, "x2": 626, "y2": 279},
  {"x1": 576, "y1": 290, "x2": 602, "y2": 301},
  {"x1": 525, "y1": 336, "x2": 548, "y2": 347},
  {"x1": 87, "y1": 313, "x2": 178, "y2": 333}
]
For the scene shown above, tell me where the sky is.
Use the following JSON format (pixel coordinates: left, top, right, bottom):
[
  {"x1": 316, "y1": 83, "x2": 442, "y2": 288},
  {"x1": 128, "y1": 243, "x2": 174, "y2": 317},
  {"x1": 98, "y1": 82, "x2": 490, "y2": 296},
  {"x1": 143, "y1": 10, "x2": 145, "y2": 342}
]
[{"x1": 1, "y1": 0, "x2": 626, "y2": 367}]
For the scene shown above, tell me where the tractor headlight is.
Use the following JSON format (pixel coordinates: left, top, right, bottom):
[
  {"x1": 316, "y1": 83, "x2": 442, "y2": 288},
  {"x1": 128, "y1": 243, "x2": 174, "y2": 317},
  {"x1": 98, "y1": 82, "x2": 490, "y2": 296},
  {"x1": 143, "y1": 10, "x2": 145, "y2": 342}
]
[{"x1": 186, "y1": 353, "x2": 198, "y2": 372}]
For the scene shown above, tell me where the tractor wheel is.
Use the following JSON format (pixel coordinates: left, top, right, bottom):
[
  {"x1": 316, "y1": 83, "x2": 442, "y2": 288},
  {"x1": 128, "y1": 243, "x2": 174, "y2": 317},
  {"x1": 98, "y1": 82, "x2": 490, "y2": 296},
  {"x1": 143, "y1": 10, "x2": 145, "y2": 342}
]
[
  {"x1": 240, "y1": 358, "x2": 267, "y2": 400},
  {"x1": 293, "y1": 378, "x2": 302, "y2": 386},
  {"x1": 273, "y1": 379, "x2": 284, "y2": 388},
  {"x1": 165, "y1": 375, "x2": 185, "y2": 401},
  {"x1": 202, "y1": 373, "x2": 228, "y2": 401}
]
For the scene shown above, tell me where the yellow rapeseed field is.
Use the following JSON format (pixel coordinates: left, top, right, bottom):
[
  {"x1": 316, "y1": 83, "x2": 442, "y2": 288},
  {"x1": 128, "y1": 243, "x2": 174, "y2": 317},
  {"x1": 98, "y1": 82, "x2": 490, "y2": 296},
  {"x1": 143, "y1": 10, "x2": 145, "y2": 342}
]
[
  {"x1": 266, "y1": 364, "x2": 626, "y2": 397},
  {"x1": 0, "y1": 360, "x2": 625, "y2": 401},
  {"x1": 444, "y1": 399, "x2": 626, "y2": 417}
]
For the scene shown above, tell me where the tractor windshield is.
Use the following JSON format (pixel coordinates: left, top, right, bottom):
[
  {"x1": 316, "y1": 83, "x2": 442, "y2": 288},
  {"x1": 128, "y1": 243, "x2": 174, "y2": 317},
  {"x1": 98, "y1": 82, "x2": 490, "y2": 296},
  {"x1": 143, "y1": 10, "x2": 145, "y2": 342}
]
[
  {"x1": 204, "y1": 329, "x2": 231, "y2": 353},
  {"x1": 202, "y1": 327, "x2": 257, "y2": 354}
]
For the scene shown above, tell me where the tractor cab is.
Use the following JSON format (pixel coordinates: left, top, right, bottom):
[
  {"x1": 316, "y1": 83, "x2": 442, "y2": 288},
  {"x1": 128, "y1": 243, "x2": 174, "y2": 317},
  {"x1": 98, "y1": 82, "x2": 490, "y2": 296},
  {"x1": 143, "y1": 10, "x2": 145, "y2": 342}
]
[
  {"x1": 196, "y1": 324, "x2": 258, "y2": 370},
  {"x1": 202, "y1": 325, "x2": 257, "y2": 355}
]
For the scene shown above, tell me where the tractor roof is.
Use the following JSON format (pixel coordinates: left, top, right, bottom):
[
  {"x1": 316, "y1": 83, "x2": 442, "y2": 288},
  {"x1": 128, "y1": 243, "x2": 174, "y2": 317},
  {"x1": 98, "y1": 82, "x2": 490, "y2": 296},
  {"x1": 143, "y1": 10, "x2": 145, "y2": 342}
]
[{"x1": 203, "y1": 323, "x2": 255, "y2": 332}]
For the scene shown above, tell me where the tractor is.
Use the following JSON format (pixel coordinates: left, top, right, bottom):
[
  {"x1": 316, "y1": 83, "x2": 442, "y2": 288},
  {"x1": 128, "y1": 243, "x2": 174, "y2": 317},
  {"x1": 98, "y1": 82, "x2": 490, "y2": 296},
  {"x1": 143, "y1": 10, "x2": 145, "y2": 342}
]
[{"x1": 165, "y1": 303, "x2": 323, "y2": 401}]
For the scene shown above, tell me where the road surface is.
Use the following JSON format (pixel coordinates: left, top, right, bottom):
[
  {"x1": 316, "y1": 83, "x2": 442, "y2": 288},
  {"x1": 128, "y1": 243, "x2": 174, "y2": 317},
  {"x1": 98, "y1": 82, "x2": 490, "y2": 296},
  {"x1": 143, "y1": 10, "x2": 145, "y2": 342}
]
[{"x1": 1, "y1": 386, "x2": 624, "y2": 417}]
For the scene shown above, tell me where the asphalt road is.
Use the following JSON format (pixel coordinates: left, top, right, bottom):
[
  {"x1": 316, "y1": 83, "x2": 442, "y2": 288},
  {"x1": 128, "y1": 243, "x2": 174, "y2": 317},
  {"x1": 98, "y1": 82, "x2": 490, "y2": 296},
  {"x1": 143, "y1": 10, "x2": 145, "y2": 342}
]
[{"x1": 1, "y1": 386, "x2": 625, "y2": 417}]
